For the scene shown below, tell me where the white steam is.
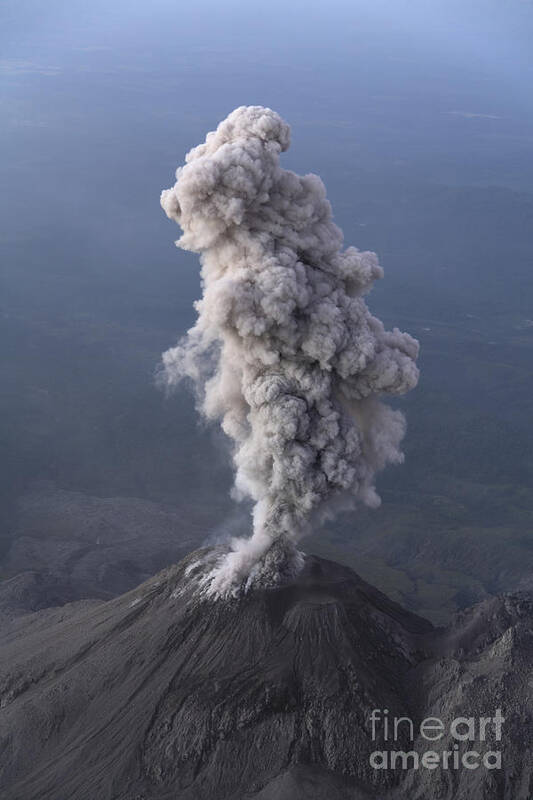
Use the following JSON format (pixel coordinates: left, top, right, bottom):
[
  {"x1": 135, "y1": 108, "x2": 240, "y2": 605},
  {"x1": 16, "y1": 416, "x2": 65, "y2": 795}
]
[{"x1": 160, "y1": 106, "x2": 419, "y2": 594}]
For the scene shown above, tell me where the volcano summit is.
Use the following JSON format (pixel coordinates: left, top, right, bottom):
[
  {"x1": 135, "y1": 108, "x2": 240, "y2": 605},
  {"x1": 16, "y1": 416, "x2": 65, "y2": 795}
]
[{"x1": 1, "y1": 549, "x2": 532, "y2": 800}]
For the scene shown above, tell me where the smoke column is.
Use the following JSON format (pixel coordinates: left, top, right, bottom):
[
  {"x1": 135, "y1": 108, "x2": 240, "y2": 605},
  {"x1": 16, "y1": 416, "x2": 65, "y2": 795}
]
[{"x1": 160, "y1": 106, "x2": 419, "y2": 595}]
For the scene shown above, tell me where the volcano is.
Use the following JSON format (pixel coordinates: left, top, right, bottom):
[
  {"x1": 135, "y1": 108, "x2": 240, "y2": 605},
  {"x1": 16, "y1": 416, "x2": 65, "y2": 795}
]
[{"x1": 0, "y1": 549, "x2": 532, "y2": 800}]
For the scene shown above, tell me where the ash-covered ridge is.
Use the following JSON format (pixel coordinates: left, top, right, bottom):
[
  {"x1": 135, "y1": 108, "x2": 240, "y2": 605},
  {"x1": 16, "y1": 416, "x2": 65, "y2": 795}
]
[{"x1": 1, "y1": 549, "x2": 531, "y2": 800}]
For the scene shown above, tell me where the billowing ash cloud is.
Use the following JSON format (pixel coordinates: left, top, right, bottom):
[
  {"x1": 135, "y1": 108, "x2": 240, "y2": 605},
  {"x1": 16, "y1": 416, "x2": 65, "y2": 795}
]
[{"x1": 160, "y1": 106, "x2": 419, "y2": 594}]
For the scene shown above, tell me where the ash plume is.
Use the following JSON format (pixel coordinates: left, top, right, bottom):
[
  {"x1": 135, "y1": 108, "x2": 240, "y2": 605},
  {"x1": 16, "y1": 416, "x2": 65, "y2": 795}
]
[{"x1": 160, "y1": 106, "x2": 419, "y2": 594}]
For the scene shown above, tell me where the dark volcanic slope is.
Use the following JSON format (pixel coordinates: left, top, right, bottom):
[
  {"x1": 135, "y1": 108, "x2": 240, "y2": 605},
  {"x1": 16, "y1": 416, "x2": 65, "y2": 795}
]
[{"x1": 0, "y1": 550, "x2": 531, "y2": 800}]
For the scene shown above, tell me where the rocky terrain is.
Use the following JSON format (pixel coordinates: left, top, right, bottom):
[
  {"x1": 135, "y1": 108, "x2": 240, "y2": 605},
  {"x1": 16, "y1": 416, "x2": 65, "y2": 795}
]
[
  {"x1": 1, "y1": 485, "x2": 206, "y2": 605},
  {"x1": 0, "y1": 549, "x2": 531, "y2": 799}
]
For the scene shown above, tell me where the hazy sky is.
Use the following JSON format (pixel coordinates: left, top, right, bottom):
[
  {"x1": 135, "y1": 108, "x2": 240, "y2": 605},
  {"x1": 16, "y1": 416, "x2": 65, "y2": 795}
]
[
  {"x1": 2, "y1": 0, "x2": 532, "y2": 309},
  {"x1": 2, "y1": 0, "x2": 533, "y2": 216}
]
